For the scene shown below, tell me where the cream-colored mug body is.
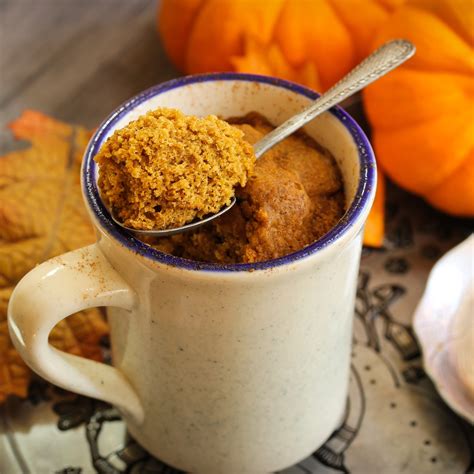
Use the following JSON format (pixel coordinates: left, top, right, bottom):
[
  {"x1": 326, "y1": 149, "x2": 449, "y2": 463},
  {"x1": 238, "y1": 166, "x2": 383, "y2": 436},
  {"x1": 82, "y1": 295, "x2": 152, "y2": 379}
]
[{"x1": 8, "y1": 74, "x2": 376, "y2": 473}]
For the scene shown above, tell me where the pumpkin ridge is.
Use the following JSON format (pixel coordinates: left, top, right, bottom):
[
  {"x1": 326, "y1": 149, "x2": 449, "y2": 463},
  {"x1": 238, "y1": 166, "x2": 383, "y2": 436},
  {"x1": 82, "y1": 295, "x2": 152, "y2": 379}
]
[
  {"x1": 185, "y1": 0, "x2": 285, "y2": 73},
  {"x1": 363, "y1": 110, "x2": 462, "y2": 133},
  {"x1": 373, "y1": 0, "x2": 391, "y2": 14},
  {"x1": 426, "y1": 149, "x2": 474, "y2": 216},
  {"x1": 158, "y1": 0, "x2": 206, "y2": 71},
  {"x1": 372, "y1": 5, "x2": 473, "y2": 76},
  {"x1": 377, "y1": 0, "x2": 405, "y2": 11},
  {"x1": 327, "y1": 0, "x2": 395, "y2": 65},
  {"x1": 364, "y1": 68, "x2": 473, "y2": 131},
  {"x1": 438, "y1": 20, "x2": 474, "y2": 54},
  {"x1": 181, "y1": 0, "x2": 208, "y2": 70},
  {"x1": 323, "y1": 0, "x2": 354, "y2": 52},
  {"x1": 409, "y1": 0, "x2": 474, "y2": 49},
  {"x1": 385, "y1": 53, "x2": 474, "y2": 77},
  {"x1": 423, "y1": 146, "x2": 474, "y2": 197},
  {"x1": 364, "y1": 98, "x2": 469, "y2": 132},
  {"x1": 273, "y1": 0, "x2": 354, "y2": 89},
  {"x1": 270, "y1": 1, "x2": 287, "y2": 44},
  {"x1": 185, "y1": 0, "x2": 223, "y2": 72},
  {"x1": 387, "y1": 62, "x2": 474, "y2": 78},
  {"x1": 372, "y1": 111, "x2": 473, "y2": 194}
]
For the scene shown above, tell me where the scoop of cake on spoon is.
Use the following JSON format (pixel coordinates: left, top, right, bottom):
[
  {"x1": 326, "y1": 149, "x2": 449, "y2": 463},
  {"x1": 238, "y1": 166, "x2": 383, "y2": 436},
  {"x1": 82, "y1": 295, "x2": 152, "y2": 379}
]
[
  {"x1": 97, "y1": 39, "x2": 415, "y2": 237},
  {"x1": 95, "y1": 108, "x2": 255, "y2": 235}
]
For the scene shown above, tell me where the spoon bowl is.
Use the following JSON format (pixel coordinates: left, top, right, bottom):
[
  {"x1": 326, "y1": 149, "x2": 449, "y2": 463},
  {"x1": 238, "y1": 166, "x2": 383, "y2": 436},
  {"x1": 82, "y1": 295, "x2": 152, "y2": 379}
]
[{"x1": 111, "y1": 197, "x2": 237, "y2": 237}]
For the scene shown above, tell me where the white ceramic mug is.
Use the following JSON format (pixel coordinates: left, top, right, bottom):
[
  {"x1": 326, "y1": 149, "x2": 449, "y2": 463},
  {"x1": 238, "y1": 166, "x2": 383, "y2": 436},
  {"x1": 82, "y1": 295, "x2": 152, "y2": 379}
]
[{"x1": 8, "y1": 73, "x2": 376, "y2": 473}]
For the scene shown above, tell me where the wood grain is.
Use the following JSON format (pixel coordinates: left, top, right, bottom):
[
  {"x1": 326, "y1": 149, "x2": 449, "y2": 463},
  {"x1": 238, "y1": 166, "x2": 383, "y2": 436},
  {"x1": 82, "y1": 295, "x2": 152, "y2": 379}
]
[{"x1": 0, "y1": 0, "x2": 177, "y2": 153}]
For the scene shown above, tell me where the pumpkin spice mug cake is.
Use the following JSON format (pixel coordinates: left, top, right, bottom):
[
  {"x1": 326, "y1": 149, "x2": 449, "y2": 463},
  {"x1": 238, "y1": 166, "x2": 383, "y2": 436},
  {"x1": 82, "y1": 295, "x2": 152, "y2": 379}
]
[
  {"x1": 8, "y1": 74, "x2": 376, "y2": 473},
  {"x1": 95, "y1": 107, "x2": 345, "y2": 263}
]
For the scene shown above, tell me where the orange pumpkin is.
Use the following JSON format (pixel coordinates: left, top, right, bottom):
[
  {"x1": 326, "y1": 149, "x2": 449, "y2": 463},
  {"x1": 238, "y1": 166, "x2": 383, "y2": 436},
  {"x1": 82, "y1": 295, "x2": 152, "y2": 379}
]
[
  {"x1": 158, "y1": 0, "x2": 406, "y2": 246},
  {"x1": 364, "y1": 0, "x2": 474, "y2": 216},
  {"x1": 158, "y1": 0, "x2": 403, "y2": 91}
]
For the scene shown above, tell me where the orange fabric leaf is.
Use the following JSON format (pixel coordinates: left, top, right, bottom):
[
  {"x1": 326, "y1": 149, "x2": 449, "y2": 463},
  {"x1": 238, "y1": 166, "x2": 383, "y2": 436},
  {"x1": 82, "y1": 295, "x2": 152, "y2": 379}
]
[{"x1": 0, "y1": 111, "x2": 108, "y2": 403}]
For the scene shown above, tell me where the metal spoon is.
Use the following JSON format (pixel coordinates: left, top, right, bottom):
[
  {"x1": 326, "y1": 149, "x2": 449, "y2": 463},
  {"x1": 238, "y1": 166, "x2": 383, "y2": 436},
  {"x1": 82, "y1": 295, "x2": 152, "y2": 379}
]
[{"x1": 111, "y1": 39, "x2": 415, "y2": 237}]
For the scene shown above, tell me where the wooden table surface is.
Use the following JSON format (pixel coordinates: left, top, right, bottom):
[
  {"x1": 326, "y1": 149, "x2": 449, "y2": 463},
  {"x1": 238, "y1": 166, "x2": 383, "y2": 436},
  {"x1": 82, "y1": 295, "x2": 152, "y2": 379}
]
[{"x1": 0, "y1": 0, "x2": 177, "y2": 153}]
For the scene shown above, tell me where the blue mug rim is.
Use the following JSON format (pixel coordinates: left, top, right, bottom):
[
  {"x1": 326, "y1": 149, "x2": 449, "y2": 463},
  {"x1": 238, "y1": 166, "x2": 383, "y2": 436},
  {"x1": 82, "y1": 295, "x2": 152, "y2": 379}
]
[{"x1": 82, "y1": 72, "x2": 376, "y2": 273}]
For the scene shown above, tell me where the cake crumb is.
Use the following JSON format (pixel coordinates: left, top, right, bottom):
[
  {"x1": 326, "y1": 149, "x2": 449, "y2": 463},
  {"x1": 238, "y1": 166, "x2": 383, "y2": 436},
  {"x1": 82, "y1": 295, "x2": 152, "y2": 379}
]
[{"x1": 95, "y1": 108, "x2": 256, "y2": 230}]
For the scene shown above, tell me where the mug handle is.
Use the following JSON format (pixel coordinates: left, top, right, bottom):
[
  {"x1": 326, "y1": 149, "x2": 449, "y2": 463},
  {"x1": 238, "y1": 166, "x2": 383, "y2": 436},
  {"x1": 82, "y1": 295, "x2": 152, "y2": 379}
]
[{"x1": 7, "y1": 244, "x2": 144, "y2": 424}]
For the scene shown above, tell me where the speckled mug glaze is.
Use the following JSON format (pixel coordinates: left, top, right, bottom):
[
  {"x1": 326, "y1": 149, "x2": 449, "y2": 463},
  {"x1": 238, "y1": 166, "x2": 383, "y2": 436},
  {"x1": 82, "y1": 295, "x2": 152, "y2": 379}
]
[{"x1": 8, "y1": 74, "x2": 376, "y2": 473}]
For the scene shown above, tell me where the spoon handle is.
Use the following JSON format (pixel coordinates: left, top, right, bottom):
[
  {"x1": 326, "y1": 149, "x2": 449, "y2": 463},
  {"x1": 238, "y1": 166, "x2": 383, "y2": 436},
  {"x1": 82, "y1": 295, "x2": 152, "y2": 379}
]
[{"x1": 253, "y1": 39, "x2": 415, "y2": 158}]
